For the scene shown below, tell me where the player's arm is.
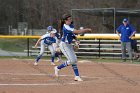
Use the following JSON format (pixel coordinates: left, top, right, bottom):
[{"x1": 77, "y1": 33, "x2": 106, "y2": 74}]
[
  {"x1": 73, "y1": 28, "x2": 91, "y2": 34},
  {"x1": 116, "y1": 30, "x2": 121, "y2": 38},
  {"x1": 65, "y1": 24, "x2": 91, "y2": 35},
  {"x1": 72, "y1": 34, "x2": 80, "y2": 45},
  {"x1": 116, "y1": 25, "x2": 122, "y2": 39},
  {"x1": 129, "y1": 25, "x2": 136, "y2": 39},
  {"x1": 35, "y1": 38, "x2": 42, "y2": 48},
  {"x1": 72, "y1": 28, "x2": 91, "y2": 45},
  {"x1": 129, "y1": 31, "x2": 136, "y2": 39}
]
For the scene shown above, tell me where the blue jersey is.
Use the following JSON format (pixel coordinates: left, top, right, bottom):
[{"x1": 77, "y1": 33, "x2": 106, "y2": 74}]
[
  {"x1": 61, "y1": 24, "x2": 76, "y2": 44},
  {"x1": 116, "y1": 24, "x2": 136, "y2": 42},
  {"x1": 131, "y1": 39, "x2": 137, "y2": 45},
  {"x1": 41, "y1": 34, "x2": 56, "y2": 45}
]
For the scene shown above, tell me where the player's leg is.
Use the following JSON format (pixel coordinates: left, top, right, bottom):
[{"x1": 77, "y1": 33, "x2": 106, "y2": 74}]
[
  {"x1": 55, "y1": 42, "x2": 72, "y2": 73},
  {"x1": 34, "y1": 41, "x2": 45, "y2": 65},
  {"x1": 58, "y1": 42, "x2": 77, "y2": 66},
  {"x1": 121, "y1": 42, "x2": 126, "y2": 62},
  {"x1": 68, "y1": 44, "x2": 83, "y2": 81},
  {"x1": 126, "y1": 42, "x2": 133, "y2": 62},
  {"x1": 133, "y1": 43, "x2": 139, "y2": 59},
  {"x1": 55, "y1": 52, "x2": 61, "y2": 62},
  {"x1": 48, "y1": 45, "x2": 55, "y2": 65},
  {"x1": 72, "y1": 64, "x2": 83, "y2": 81},
  {"x1": 54, "y1": 42, "x2": 82, "y2": 81},
  {"x1": 53, "y1": 39, "x2": 61, "y2": 62},
  {"x1": 54, "y1": 37, "x2": 61, "y2": 62}
]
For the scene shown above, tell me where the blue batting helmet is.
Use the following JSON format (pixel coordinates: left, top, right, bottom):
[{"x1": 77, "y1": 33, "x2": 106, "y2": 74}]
[{"x1": 47, "y1": 26, "x2": 53, "y2": 31}]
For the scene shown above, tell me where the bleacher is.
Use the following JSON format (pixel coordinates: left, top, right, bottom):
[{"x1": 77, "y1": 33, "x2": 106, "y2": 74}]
[{"x1": 24, "y1": 39, "x2": 140, "y2": 58}]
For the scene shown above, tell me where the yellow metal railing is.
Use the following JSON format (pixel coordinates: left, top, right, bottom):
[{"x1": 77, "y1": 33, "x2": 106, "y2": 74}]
[{"x1": 0, "y1": 34, "x2": 140, "y2": 39}]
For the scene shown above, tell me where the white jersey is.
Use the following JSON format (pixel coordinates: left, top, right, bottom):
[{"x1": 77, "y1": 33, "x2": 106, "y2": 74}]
[{"x1": 41, "y1": 33, "x2": 50, "y2": 39}]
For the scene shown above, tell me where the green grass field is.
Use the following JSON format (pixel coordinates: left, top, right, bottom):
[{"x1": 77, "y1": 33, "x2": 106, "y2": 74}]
[{"x1": 0, "y1": 38, "x2": 37, "y2": 52}]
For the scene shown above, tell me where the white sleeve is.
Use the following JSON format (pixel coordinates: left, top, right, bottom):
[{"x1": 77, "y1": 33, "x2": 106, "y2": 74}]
[
  {"x1": 41, "y1": 33, "x2": 50, "y2": 39},
  {"x1": 64, "y1": 24, "x2": 74, "y2": 32},
  {"x1": 53, "y1": 29, "x2": 57, "y2": 33}
]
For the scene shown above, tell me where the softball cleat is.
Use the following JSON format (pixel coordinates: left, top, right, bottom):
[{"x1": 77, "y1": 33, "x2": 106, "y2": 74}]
[
  {"x1": 74, "y1": 76, "x2": 83, "y2": 81},
  {"x1": 51, "y1": 62, "x2": 56, "y2": 66},
  {"x1": 54, "y1": 66, "x2": 59, "y2": 77},
  {"x1": 34, "y1": 62, "x2": 38, "y2": 66}
]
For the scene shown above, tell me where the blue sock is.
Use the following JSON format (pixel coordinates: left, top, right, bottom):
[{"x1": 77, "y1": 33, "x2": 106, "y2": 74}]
[
  {"x1": 36, "y1": 55, "x2": 42, "y2": 62},
  {"x1": 57, "y1": 61, "x2": 69, "y2": 69},
  {"x1": 72, "y1": 64, "x2": 79, "y2": 76},
  {"x1": 51, "y1": 56, "x2": 55, "y2": 63}
]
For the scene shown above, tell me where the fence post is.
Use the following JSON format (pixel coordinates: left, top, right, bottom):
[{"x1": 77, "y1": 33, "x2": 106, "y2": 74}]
[
  {"x1": 99, "y1": 39, "x2": 101, "y2": 58},
  {"x1": 27, "y1": 38, "x2": 29, "y2": 56}
]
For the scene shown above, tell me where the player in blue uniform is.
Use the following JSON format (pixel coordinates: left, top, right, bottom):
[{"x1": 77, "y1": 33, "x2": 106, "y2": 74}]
[
  {"x1": 47, "y1": 26, "x2": 61, "y2": 62},
  {"x1": 131, "y1": 35, "x2": 139, "y2": 60},
  {"x1": 116, "y1": 18, "x2": 136, "y2": 62},
  {"x1": 54, "y1": 14, "x2": 91, "y2": 81},
  {"x1": 34, "y1": 31, "x2": 56, "y2": 66}
]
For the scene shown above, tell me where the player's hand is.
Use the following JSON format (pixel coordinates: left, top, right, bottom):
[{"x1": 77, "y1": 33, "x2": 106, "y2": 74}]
[
  {"x1": 85, "y1": 28, "x2": 92, "y2": 33},
  {"x1": 75, "y1": 41, "x2": 80, "y2": 45},
  {"x1": 129, "y1": 36, "x2": 132, "y2": 39},
  {"x1": 73, "y1": 44, "x2": 79, "y2": 51}
]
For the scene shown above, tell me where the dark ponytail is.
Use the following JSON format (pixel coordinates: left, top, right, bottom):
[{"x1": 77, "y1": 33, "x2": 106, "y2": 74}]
[
  {"x1": 58, "y1": 14, "x2": 71, "y2": 38},
  {"x1": 58, "y1": 19, "x2": 65, "y2": 38}
]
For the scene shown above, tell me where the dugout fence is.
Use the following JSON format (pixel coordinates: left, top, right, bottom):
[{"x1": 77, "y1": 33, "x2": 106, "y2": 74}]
[{"x1": 0, "y1": 34, "x2": 140, "y2": 58}]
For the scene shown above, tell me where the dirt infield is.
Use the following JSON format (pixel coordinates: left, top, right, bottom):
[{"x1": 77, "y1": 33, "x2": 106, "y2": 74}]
[{"x1": 0, "y1": 58, "x2": 140, "y2": 93}]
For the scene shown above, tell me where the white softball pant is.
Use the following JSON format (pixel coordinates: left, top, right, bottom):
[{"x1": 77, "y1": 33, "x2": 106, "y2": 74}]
[
  {"x1": 39, "y1": 40, "x2": 55, "y2": 57},
  {"x1": 59, "y1": 42, "x2": 77, "y2": 65}
]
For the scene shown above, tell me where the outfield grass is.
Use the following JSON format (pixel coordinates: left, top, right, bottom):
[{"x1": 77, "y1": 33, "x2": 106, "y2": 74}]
[{"x1": 0, "y1": 38, "x2": 37, "y2": 52}]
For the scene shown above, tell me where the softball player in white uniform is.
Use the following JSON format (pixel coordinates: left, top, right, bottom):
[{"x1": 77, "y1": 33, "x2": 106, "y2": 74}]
[
  {"x1": 34, "y1": 31, "x2": 56, "y2": 66},
  {"x1": 54, "y1": 14, "x2": 91, "y2": 81}
]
